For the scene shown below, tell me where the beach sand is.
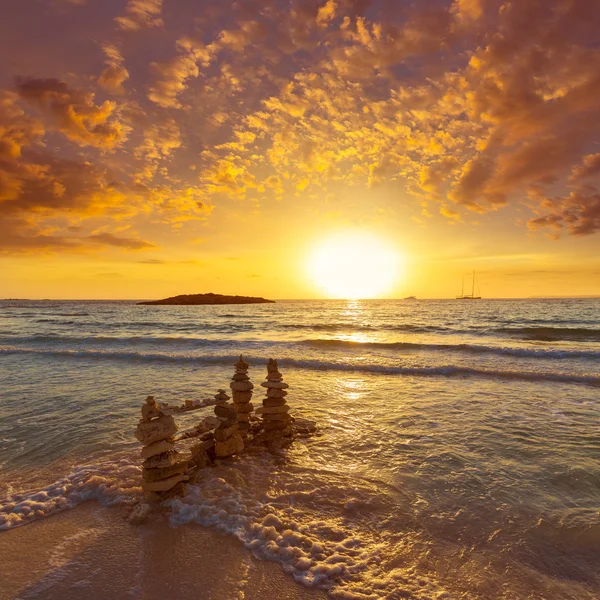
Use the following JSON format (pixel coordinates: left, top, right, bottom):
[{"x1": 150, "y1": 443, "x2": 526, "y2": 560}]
[{"x1": 0, "y1": 501, "x2": 328, "y2": 600}]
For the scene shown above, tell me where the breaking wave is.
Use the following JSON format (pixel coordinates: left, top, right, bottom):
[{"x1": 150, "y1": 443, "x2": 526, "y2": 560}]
[
  {"x1": 303, "y1": 338, "x2": 600, "y2": 360},
  {"x1": 1, "y1": 346, "x2": 598, "y2": 386},
  {"x1": 495, "y1": 326, "x2": 600, "y2": 342}
]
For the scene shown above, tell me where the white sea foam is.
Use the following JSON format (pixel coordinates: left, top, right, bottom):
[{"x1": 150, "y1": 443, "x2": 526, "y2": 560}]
[
  {"x1": 0, "y1": 459, "x2": 140, "y2": 530},
  {"x1": 167, "y1": 457, "x2": 449, "y2": 599}
]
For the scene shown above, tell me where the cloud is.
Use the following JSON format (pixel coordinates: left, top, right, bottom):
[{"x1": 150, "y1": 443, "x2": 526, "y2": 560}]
[
  {"x1": 98, "y1": 44, "x2": 129, "y2": 95},
  {"x1": 15, "y1": 78, "x2": 128, "y2": 148},
  {"x1": 87, "y1": 232, "x2": 156, "y2": 249},
  {"x1": 147, "y1": 38, "x2": 216, "y2": 108},
  {"x1": 115, "y1": 0, "x2": 164, "y2": 31}
]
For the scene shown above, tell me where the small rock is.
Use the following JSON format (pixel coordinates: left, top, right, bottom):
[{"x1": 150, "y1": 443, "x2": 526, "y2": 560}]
[
  {"x1": 215, "y1": 433, "x2": 244, "y2": 457},
  {"x1": 128, "y1": 503, "x2": 153, "y2": 525}
]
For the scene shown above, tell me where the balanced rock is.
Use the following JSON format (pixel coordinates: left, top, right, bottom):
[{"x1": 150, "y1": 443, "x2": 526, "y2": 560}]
[
  {"x1": 259, "y1": 359, "x2": 293, "y2": 437},
  {"x1": 230, "y1": 380, "x2": 254, "y2": 392},
  {"x1": 214, "y1": 423, "x2": 239, "y2": 441},
  {"x1": 263, "y1": 412, "x2": 291, "y2": 421},
  {"x1": 141, "y1": 438, "x2": 175, "y2": 459},
  {"x1": 142, "y1": 450, "x2": 179, "y2": 470},
  {"x1": 214, "y1": 389, "x2": 230, "y2": 404},
  {"x1": 135, "y1": 415, "x2": 177, "y2": 445},
  {"x1": 215, "y1": 433, "x2": 244, "y2": 457},
  {"x1": 229, "y1": 355, "x2": 254, "y2": 438},
  {"x1": 261, "y1": 381, "x2": 289, "y2": 389},
  {"x1": 215, "y1": 405, "x2": 237, "y2": 419},
  {"x1": 266, "y1": 389, "x2": 287, "y2": 398},
  {"x1": 141, "y1": 396, "x2": 161, "y2": 422},
  {"x1": 142, "y1": 473, "x2": 188, "y2": 493},
  {"x1": 263, "y1": 397, "x2": 287, "y2": 407},
  {"x1": 256, "y1": 405, "x2": 289, "y2": 415},
  {"x1": 142, "y1": 461, "x2": 188, "y2": 483}
]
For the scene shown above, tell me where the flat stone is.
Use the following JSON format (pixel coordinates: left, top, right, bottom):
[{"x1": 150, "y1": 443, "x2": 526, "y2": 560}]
[
  {"x1": 203, "y1": 416, "x2": 220, "y2": 429},
  {"x1": 266, "y1": 389, "x2": 288, "y2": 398},
  {"x1": 214, "y1": 424, "x2": 239, "y2": 441},
  {"x1": 293, "y1": 418, "x2": 317, "y2": 434},
  {"x1": 141, "y1": 439, "x2": 175, "y2": 459},
  {"x1": 237, "y1": 421, "x2": 250, "y2": 429},
  {"x1": 237, "y1": 413, "x2": 250, "y2": 422},
  {"x1": 264, "y1": 420, "x2": 288, "y2": 430},
  {"x1": 231, "y1": 391, "x2": 253, "y2": 403},
  {"x1": 214, "y1": 390, "x2": 230, "y2": 402},
  {"x1": 261, "y1": 381, "x2": 289, "y2": 389},
  {"x1": 215, "y1": 405, "x2": 237, "y2": 419},
  {"x1": 263, "y1": 412, "x2": 291, "y2": 421},
  {"x1": 233, "y1": 402, "x2": 254, "y2": 413},
  {"x1": 142, "y1": 473, "x2": 188, "y2": 493},
  {"x1": 135, "y1": 415, "x2": 178, "y2": 445},
  {"x1": 263, "y1": 397, "x2": 287, "y2": 407},
  {"x1": 142, "y1": 450, "x2": 179, "y2": 470},
  {"x1": 230, "y1": 381, "x2": 254, "y2": 392},
  {"x1": 218, "y1": 417, "x2": 237, "y2": 427},
  {"x1": 266, "y1": 372, "x2": 282, "y2": 380},
  {"x1": 142, "y1": 461, "x2": 188, "y2": 483},
  {"x1": 215, "y1": 433, "x2": 244, "y2": 457},
  {"x1": 256, "y1": 405, "x2": 289, "y2": 415},
  {"x1": 232, "y1": 373, "x2": 249, "y2": 381}
]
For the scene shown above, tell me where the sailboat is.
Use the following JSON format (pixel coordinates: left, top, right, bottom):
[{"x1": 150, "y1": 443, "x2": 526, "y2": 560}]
[{"x1": 456, "y1": 270, "x2": 482, "y2": 299}]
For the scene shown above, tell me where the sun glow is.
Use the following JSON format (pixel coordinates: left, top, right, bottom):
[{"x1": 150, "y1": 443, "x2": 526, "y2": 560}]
[{"x1": 308, "y1": 232, "x2": 402, "y2": 299}]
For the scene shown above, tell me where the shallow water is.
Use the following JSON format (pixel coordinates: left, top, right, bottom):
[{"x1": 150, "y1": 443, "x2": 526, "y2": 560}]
[{"x1": 0, "y1": 299, "x2": 599, "y2": 599}]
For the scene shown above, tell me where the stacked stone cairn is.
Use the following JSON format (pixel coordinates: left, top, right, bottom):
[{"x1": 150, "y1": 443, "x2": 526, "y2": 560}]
[
  {"x1": 213, "y1": 388, "x2": 244, "y2": 457},
  {"x1": 135, "y1": 396, "x2": 189, "y2": 494},
  {"x1": 257, "y1": 359, "x2": 291, "y2": 436},
  {"x1": 230, "y1": 355, "x2": 254, "y2": 438}
]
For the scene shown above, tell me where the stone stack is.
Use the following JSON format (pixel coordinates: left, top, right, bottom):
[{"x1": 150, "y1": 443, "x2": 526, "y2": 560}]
[
  {"x1": 230, "y1": 355, "x2": 254, "y2": 438},
  {"x1": 257, "y1": 359, "x2": 291, "y2": 435},
  {"x1": 213, "y1": 389, "x2": 244, "y2": 458},
  {"x1": 135, "y1": 396, "x2": 189, "y2": 493}
]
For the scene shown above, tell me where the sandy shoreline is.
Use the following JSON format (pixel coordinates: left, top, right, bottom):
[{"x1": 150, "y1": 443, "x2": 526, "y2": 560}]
[{"x1": 0, "y1": 501, "x2": 328, "y2": 600}]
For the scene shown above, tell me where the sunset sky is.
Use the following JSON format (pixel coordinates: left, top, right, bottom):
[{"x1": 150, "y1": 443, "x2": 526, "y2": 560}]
[{"x1": 1, "y1": 0, "x2": 599, "y2": 299}]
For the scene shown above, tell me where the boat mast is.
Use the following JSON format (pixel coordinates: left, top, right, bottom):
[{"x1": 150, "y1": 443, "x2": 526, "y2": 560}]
[
  {"x1": 461, "y1": 276, "x2": 464, "y2": 298},
  {"x1": 471, "y1": 270, "x2": 475, "y2": 298}
]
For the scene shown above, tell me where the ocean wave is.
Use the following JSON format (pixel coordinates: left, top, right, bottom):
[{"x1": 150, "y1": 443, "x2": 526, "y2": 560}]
[
  {"x1": 0, "y1": 458, "x2": 140, "y2": 531},
  {"x1": 0, "y1": 334, "x2": 234, "y2": 346},
  {"x1": 302, "y1": 338, "x2": 600, "y2": 360},
  {"x1": 495, "y1": 326, "x2": 600, "y2": 342},
  {"x1": 1, "y1": 346, "x2": 598, "y2": 386},
  {"x1": 282, "y1": 322, "x2": 453, "y2": 333}
]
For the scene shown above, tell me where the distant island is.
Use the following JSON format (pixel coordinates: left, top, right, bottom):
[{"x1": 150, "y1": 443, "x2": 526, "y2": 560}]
[{"x1": 137, "y1": 293, "x2": 275, "y2": 305}]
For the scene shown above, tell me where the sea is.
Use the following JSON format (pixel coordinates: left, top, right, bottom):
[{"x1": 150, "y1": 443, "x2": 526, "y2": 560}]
[{"x1": 0, "y1": 298, "x2": 599, "y2": 599}]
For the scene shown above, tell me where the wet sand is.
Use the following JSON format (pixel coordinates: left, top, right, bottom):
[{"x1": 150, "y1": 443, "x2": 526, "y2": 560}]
[{"x1": 0, "y1": 501, "x2": 328, "y2": 600}]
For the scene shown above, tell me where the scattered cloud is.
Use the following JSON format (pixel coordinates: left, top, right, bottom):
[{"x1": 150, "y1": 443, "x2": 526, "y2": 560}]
[
  {"x1": 15, "y1": 77, "x2": 128, "y2": 148},
  {"x1": 98, "y1": 44, "x2": 129, "y2": 95},
  {"x1": 1, "y1": 0, "x2": 599, "y2": 255},
  {"x1": 115, "y1": 0, "x2": 164, "y2": 31}
]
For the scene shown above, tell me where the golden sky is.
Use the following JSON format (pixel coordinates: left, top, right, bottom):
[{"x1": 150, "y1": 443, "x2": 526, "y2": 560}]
[{"x1": 1, "y1": 0, "x2": 599, "y2": 299}]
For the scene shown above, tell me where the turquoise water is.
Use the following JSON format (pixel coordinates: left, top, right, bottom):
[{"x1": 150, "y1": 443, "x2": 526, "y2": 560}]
[{"x1": 0, "y1": 299, "x2": 599, "y2": 599}]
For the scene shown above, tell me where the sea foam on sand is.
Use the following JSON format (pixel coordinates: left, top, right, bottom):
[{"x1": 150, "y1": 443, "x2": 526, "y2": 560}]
[
  {"x1": 0, "y1": 458, "x2": 141, "y2": 530},
  {"x1": 0, "y1": 453, "x2": 450, "y2": 599}
]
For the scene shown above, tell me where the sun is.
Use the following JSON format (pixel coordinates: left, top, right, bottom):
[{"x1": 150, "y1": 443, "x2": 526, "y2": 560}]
[{"x1": 307, "y1": 231, "x2": 403, "y2": 299}]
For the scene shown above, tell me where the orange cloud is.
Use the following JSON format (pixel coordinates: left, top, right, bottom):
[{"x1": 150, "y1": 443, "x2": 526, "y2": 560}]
[
  {"x1": 98, "y1": 44, "x2": 129, "y2": 95},
  {"x1": 115, "y1": 0, "x2": 164, "y2": 31},
  {"x1": 16, "y1": 78, "x2": 128, "y2": 149}
]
